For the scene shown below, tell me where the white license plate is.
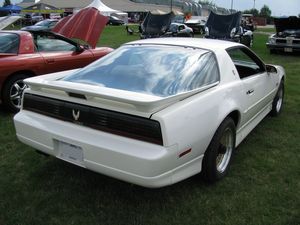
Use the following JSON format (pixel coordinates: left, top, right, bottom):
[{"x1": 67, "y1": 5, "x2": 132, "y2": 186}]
[
  {"x1": 57, "y1": 141, "x2": 84, "y2": 166},
  {"x1": 284, "y1": 47, "x2": 293, "y2": 52}
]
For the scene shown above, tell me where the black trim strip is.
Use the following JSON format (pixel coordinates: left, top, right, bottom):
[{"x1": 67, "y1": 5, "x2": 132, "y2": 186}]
[{"x1": 23, "y1": 93, "x2": 163, "y2": 145}]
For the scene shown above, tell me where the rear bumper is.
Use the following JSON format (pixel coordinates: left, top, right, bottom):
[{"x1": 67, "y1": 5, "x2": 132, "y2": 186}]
[{"x1": 14, "y1": 110, "x2": 203, "y2": 188}]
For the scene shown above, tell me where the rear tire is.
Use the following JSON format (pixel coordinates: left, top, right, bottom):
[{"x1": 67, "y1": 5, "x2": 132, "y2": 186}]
[
  {"x1": 270, "y1": 81, "x2": 284, "y2": 117},
  {"x1": 202, "y1": 117, "x2": 236, "y2": 182},
  {"x1": 2, "y1": 74, "x2": 29, "y2": 113}
]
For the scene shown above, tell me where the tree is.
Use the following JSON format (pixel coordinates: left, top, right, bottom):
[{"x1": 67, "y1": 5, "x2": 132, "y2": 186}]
[
  {"x1": 243, "y1": 8, "x2": 259, "y2": 16},
  {"x1": 3, "y1": 0, "x2": 11, "y2": 7},
  {"x1": 260, "y1": 5, "x2": 272, "y2": 18}
]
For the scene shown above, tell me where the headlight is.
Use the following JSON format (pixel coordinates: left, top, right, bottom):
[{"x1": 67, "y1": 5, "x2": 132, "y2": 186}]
[{"x1": 268, "y1": 37, "x2": 276, "y2": 44}]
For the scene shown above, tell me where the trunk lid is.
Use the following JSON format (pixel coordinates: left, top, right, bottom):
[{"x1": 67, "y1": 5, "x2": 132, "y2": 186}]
[{"x1": 24, "y1": 70, "x2": 217, "y2": 118}]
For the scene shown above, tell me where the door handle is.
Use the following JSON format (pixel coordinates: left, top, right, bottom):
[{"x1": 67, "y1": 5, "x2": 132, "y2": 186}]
[{"x1": 246, "y1": 89, "x2": 254, "y2": 95}]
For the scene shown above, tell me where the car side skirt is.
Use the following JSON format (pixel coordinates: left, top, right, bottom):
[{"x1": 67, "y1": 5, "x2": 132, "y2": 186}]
[{"x1": 236, "y1": 101, "x2": 272, "y2": 146}]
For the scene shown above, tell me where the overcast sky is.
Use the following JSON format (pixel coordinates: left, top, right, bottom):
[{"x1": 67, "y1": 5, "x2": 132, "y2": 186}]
[
  {"x1": 212, "y1": 0, "x2": 300, "y2": 16},
  {"x1": 2, "y1": 0, "x2": 300, "y2": 16}
]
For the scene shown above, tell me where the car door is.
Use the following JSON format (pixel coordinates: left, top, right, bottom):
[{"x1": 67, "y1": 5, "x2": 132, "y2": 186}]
[
  {"x1": 227, "y1": 47, "x2": 276, "y2": 125},
  {"x1": 35, "y1": 33, "x2": 95, "y2": 74}
]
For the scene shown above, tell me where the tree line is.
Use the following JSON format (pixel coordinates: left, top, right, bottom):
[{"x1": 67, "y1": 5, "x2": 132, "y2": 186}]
[{"x1": 2, "y1": 0, "x2": 12, "y2": 7}]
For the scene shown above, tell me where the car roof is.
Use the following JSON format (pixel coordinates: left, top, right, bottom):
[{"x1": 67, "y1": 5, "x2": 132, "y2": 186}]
[{"x1": 125, "y1": 38, "x2": 243, "y2": 52}]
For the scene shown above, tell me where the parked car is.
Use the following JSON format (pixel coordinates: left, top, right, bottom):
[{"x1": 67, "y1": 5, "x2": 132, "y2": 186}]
[
  {"x1": 14, "y1": 38, "x2": 285, "y2": 188},
  {"x1": 184, "y1": 16, "x2": 207, "y2": 34},
  {"x1": 205, "y1": 11, "x2": 253, "y2": 47},
  {"x1": 0, "y1": 30, "x2": 113, "y2": 112},
  {"x1": 266, "y1": 16, "x2": 300, "y2": 54},
  {"x1": 31, "y1": 15, "x2": 44, "y2": 23},
  {"x1": 22, "y1": 14, "x2": 43, "y2": 25},
  {"x1": 106, "y1": 16, "x2": 124, "y2": 25},
  {"x1": 50, "y1": 13, "x2": 61, "y2": 20},
  {"x1": 172, "y1": 15, "x2": 185, "y2": 24},
  {"x1": 21, "y1": 19, "x2": 59, "y2": 31},
  {"x1": 161, "y1": 23, "x2": 194, "y2": 37}
]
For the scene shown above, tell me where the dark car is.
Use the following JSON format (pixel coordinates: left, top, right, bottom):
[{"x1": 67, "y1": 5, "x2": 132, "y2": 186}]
[
  {"x1": 205, "y1": 11, "x2": 253, "y2": 47},
  {"x1": 21, "y1": 19, "x2": 59, "y2": 31},
  {"x1": 107, "y1": 16, "x2": 124, "y2": 25},
  {"x1": 266, "y1": 16, "x2": 300, "y2": 54}
]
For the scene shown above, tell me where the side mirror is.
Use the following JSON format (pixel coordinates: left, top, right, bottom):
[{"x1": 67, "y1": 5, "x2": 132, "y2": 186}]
[
  {"x1": 75, "y1": 45, "x2": 84, "y2": 53},
  {"x1": 266, "y1": 64, "x2": 277, "y2": 73}
]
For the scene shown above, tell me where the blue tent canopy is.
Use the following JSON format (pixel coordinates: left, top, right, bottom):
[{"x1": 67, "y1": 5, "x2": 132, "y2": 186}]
[{"x1": 0, "y1": 5, "x2": 22, "y2": 13}]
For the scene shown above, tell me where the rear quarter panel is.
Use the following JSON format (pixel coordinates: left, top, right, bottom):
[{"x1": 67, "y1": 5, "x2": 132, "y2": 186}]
[
  {"x1": 152, "y1": 50, "x2": 243, "y2": 164},
  {"x1": 0, "y1": 54, "x2": 44, "y2": 92}
]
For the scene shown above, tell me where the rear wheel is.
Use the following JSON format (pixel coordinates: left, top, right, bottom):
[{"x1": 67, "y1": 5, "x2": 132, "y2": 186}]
[
  {"x1": 270, "y1": 81, "x2": 284, "y2": 117},
  {"x1": 2, "y1": 74, "x2": 29, "y2": 113},
  {"x1": 202, "y1": 117, "x2": 236, "y2": 182}
]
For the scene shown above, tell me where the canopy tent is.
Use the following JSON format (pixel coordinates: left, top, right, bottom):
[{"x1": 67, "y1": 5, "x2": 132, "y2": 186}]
[
  {"x1": 86, "y1": 0, "x2": 128, "y2": 23},
  {"x1": 87, "y1": 0, "x2": 119, "y2": 16},
  {"x1": 22, "y1": 3, "x2": 64, "y2": 14},
  {"x1": 0, "y1": 5, "x2": 22, "y2": 13}
]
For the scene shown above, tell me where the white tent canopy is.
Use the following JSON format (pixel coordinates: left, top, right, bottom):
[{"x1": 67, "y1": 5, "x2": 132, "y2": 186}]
[{"x1": 86, "y1": 0, "x2": 128, "y2": 22}]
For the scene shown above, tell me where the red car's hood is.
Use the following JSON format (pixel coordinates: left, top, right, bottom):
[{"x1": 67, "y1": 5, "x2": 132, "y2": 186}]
[{"x1": 52, "y1": 0, "x2": 108, "y2": 49}]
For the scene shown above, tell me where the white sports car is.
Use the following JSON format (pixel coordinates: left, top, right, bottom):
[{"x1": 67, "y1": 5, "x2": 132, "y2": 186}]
[{"x1": 14, "y1": 38, "x2": 285, "y2": 188}]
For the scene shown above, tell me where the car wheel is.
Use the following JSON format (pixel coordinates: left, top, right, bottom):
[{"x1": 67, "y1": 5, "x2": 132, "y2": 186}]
[
  {"x1": 202, "y1": 117, "x2": 236, "y2": 182},
  {"x1": 2, "y1": 74, "x2": 29, "y2": 113},
  {"x1": 270, "y1": 49, "x2": 277, "y2": 54},
  {"x1": 270, "y1": 81, "x2": 284, "y2": 117}
]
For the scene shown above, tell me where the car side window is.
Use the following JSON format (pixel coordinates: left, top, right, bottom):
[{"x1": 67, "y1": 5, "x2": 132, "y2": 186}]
[
  {"x1": 36, "y1": 34, "x2": 76, "y2": 52},
  {"x1": 178, "y1": 25, "x2": 184, "y2": 31},
  {"x1": 227, "y1": 47, "x2": 265, "y2": 79},
  {"x1": 0, "y1": 33, "x2": 19, "y2": 54},
  {"x1": 189, "y1": 52, "x2": 220, "y2": 88}
]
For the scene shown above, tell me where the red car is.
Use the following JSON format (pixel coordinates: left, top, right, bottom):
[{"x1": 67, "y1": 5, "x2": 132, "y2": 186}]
[{"x1": 0, "y1": 30, "x2": 113, "y2": 112}]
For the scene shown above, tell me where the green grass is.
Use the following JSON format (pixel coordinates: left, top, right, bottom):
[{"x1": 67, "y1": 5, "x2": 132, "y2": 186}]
[
  {"x1": 0, "y1": 26, "x2": 300, "y2": 225},
  {"x1": 255, "y1": 27, "x2": 275, "y2": 33}
]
